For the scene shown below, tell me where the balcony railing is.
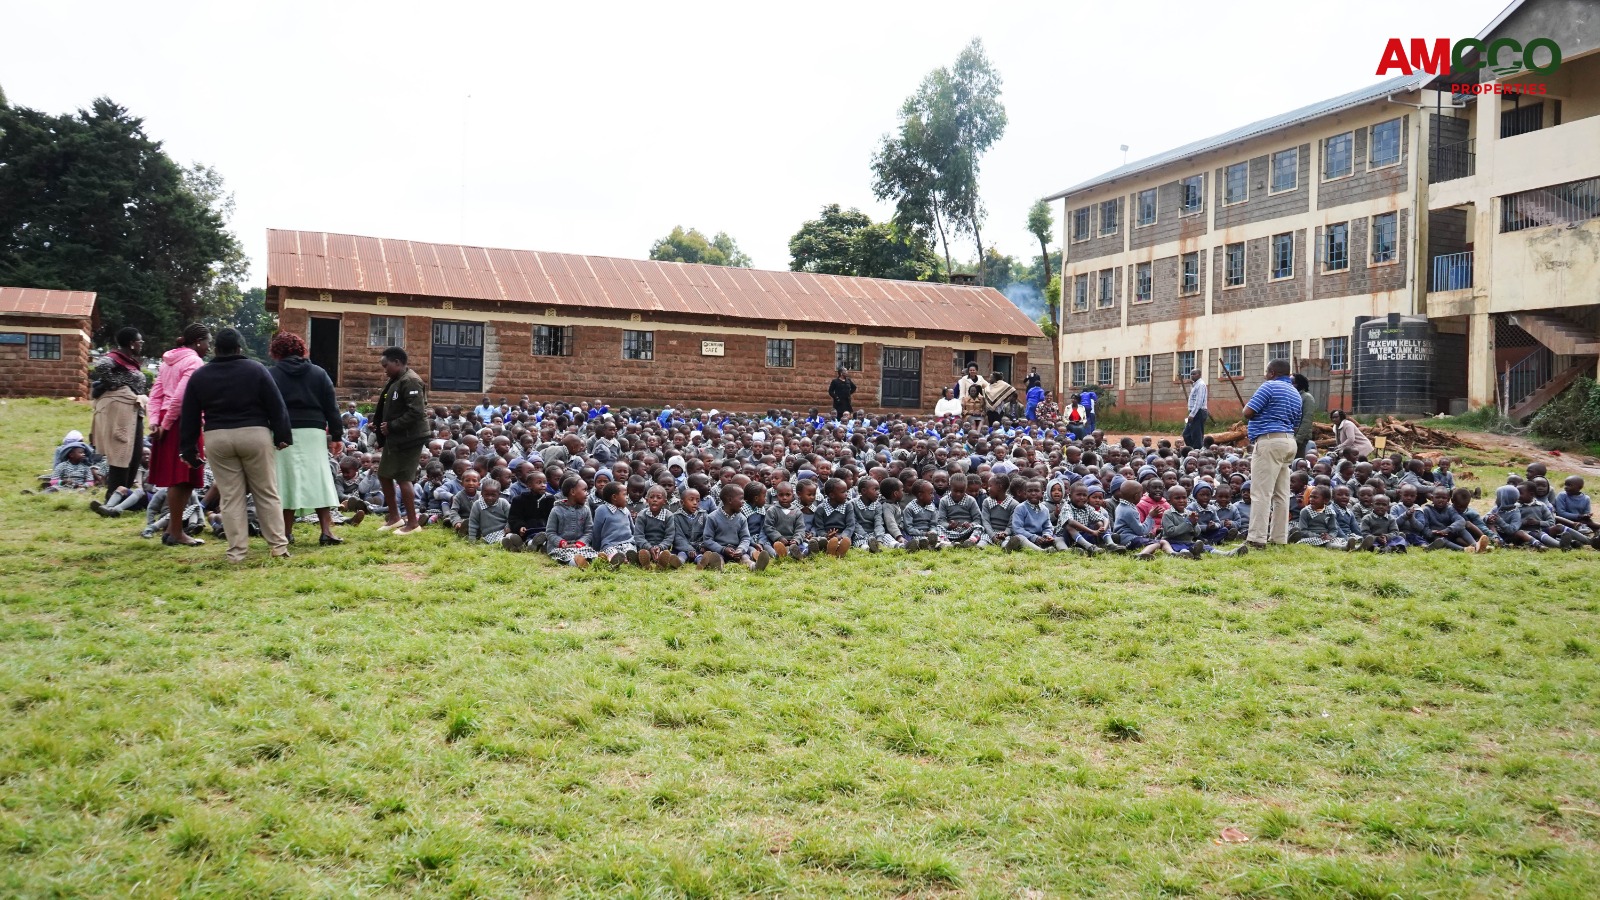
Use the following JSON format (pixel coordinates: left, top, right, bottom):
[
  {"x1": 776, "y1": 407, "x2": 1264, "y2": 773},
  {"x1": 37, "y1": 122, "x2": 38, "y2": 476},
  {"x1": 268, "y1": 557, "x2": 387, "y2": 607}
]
[
  {"x1": 1430, "y1": 251, "x2": 1474, "y2": 291},
  {"x1": 1500, "y1": 347, "x2": 1553, "y2": 413},
  {"x1": 1429, "y1": 139, "x2": 1475, "y2": 184},
  {"x1": 1501, "y1": 176, "x2": 1600, "y2": 233}
]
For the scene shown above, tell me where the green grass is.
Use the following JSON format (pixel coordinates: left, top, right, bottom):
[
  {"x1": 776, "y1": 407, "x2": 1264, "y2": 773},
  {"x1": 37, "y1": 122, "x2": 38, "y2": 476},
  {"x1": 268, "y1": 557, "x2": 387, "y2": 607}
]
[{"x1": 2, "y1": 397, "x2": 1599, "y2": 897}]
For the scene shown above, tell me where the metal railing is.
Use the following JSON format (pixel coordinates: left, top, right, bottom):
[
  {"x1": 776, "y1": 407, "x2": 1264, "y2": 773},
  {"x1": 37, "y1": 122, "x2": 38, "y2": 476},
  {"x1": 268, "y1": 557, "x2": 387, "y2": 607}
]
[
  {"x1": 1500, "y1": 102, "x2": 1544, "y2": 139},
  {"x1": 1501, "y1": 175, "x2": 1600, "y2": 233},
  {"x1": 1430, "y1": 251, "x2": 1474, "y2": 291},
  {"x1": 1499, "y1": 346, "x2": 1554, "y2": 413},
  {"x1": 1429, "y1": 139, "x2": 1475, "y2": 183}
]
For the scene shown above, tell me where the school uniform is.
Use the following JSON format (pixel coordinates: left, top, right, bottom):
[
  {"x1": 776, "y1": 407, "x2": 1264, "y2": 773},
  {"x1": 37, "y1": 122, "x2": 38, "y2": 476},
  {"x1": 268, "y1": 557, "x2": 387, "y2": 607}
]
[
  {"x1": 506, "y1": 490, "x2": 554, "y2": 549},
  {"x1": 705, "y1": 506, "x2": 755, "y2": 559},
  {"x1": 848, "y1": 497, "x2": 888, "y2": 550},
  {"x1": 901, "y1": 499, "x2": 939, "y2": 549},
  {"x1": 671, "y1": 508, "x2": 713, "y2": 563},
  {"x1": 1359, "y1": 511, "x2": 1407, "y2": 551},
  {"x1": 547, "y1": 501, "x2": 597, "y2": 565},
  {"x1": 1521, "y1": 500, "x2": 1585, "y2": 548},
  {"x1": 978, "y1": 495, "x2": 1018, "y2": 547},
  {"x1": 1553, "y1": 491, "x2": 1594, "y2": 529},
  {"x1": 1160, "y1": 508, "x2": 1208, "y2": 554},
  {"x1": 1010, "y1": 501, "x2": 1061, "y2": 551},
  {"x1": 742, "y1": 506, "x2": 775, "y2": 556},
  {"x1": 1112, "y1": 502, "x2": 1153, "y2": 550},
  {"x1": 446, "y1": 489, "x2": 478, "y2": 528},
  {"x1": 632, "y1": 507, "x2": 676, "y2": 556},
  {"x1": 1057, "y1": 501, "x2": 1112, "y2": 550},
  {"x1": 590, "y1": 503, "x2": 637, "y2": 557},
  {"x1": 936, "y1": 494, "x2": 981, "y2": 544},
  {"x1": 1418, "y1": 503, "x2": 1470, "y2": 549},
  {"x1": 468, "y1": 496, "x2": 511, "y2": 544},
  {"x1": 1295, "y1": 506, "x2": 1347, "y2": 549},
  {"x1": 762, "y1": 501, "x2": 808, "y2": 557},
  {"x1": 811, "y1": 498, "x2": 855, "y2": 551}
]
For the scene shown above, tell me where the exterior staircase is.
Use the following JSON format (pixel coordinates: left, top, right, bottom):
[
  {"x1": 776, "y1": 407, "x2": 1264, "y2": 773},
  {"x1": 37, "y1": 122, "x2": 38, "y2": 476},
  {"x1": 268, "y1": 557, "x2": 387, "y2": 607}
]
[
  {"x1": 1507, "y1": 359, "x2": 1592, "y2": 421},
  {"x1": 1507, "y1": 313, "x2": 1600, "y2": 356}
]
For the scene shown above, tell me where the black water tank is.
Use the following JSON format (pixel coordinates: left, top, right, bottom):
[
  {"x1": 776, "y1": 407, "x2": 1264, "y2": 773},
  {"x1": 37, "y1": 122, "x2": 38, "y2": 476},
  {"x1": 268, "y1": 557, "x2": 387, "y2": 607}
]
[{"x1": 1352, "y1": 315, "x2": 1439, "y2": 415}]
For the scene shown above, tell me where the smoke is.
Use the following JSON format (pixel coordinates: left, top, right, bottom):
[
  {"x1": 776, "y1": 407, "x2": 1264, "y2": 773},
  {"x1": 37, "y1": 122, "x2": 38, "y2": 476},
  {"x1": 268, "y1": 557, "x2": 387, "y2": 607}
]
[{"x1": 1002, "y1": 282, "x2": 1044, "y2": 319}]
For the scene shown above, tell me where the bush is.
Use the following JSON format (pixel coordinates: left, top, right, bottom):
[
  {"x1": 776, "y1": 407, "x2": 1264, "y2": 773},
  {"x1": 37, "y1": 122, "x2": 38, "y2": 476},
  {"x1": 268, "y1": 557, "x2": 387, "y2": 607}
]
[{"x1": 1528, "y1": 377, "x2": 1600, "y2": 446}]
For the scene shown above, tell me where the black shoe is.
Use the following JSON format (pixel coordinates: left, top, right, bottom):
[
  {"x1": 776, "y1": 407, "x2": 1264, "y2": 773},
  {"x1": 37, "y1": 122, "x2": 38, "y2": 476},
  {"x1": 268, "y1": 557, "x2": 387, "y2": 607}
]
[
  {"x1": 319, "y1": 533, "x2": 344, "y2": 546},
  {"x1": 162, "y1": 533, "x2": 204, "y2": 547}
]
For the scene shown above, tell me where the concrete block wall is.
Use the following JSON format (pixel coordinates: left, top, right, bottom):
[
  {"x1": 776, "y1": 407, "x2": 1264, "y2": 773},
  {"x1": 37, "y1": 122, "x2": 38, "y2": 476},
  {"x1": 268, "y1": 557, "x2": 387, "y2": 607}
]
[{"x1": 0, "y1": 315, "x2": 91, "y2": 398}]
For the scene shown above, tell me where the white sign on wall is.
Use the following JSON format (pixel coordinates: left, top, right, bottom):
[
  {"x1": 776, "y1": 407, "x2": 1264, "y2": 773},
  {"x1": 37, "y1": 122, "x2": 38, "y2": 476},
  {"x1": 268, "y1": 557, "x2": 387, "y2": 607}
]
[{"x1": 701, "y1": 340, "x2": 725, "y2": 357}]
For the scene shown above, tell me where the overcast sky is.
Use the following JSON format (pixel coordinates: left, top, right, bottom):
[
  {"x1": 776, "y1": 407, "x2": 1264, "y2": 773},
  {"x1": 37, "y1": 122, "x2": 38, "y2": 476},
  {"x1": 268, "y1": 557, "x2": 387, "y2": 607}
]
[{"x1": 5, "y1": 0, "x2": 1509, "y2": 288}]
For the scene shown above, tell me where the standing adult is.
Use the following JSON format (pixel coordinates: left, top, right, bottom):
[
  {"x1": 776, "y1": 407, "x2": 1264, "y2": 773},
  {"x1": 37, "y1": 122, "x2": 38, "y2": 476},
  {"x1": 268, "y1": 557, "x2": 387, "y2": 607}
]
[
  {"x1": 1243, "y1": 358, "x2": 1303, "y2": 548},
  {"x1": 1329, "y1": 409, "x2": 1374, "y2": 459},
  {"x1": 1293, "y1": 373, "x2": 1318, "y2": 454},
  {"x1": 373, "y1": 347, "x2": 429, "y2": 535},
  {"x1": 827, "y1": 367, "x2": 857, "y2": 419},
  {"x1": 1078, "y1": 383, "x2": 1099, "y2": 435},
  {"x1": 1182, "y1": 368, "x2": 1209, "y2": 452},
  {"x1": 146, "y1": 324, "x2": 211, "y2": 547},
  {"x1": 178, "y1": 328, "x2": 293, "y2": 562},
  {"x1": 268, "y1": 331, "x2": 350, "y2": 545},
  {"x1": 90, "y1": 327, "x2": 149, "y2": 504},
  {"x1": 982, "y1": 372, "x2": 1017, "y2": 427},
  {"x1": 956, "y1": 363, "x2": 987, "y2": 406}
]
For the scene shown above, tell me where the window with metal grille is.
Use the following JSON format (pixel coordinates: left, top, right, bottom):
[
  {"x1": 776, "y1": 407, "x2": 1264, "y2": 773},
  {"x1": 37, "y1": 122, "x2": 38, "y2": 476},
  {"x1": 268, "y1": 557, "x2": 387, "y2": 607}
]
[
  {"x1": 1071, "y1": 361, "x2": 1087, "y2": 385},
  {"x1": 1136, "y1": 189, "x2": 1156, "y2": 226},
  {"x1": 1097, "y1": 359, "x2": 1113, "y2": 385},
  {"x1": 1097, "y1": 270, "x2": 1115, "y2": 307},
  {"x1": 1326, "y1": 336, "x2": 1349, "y2": 372},
  {"x1": 368, "y1": 315, "x2": 404, "y2": 348},
  {"x1": 1324, "y1": 223, "x2": 1349, "y2": 270},
  {"x1": 1100, "y1": 200, "x2": 1118, "y2": 235},
  {"x1": 1181, "y1": 252, "x2": 1200, "y2": 294},
  {"x1": 1324, "y1": 132, "x2": 1353, "y2": 179},
  {"x1": 1371, "y1": 213, "x2": 1397, "y2": 263},
  {"x1": 767, "y1": 338, "x2": 794, "y2": 368},
  {"x1": 1500, "y1": 102, "x2": 1543, "y2": 139},
  {"x1": 1072, "y1": 207, "x2": 1091, "y2": 241},
  {"x1": 1370, "y1": 118, "x2": 1401, "y2": 166},
  {"x1": 1182, "y1": 175, "x2": 1203, "y2": 212},
  {"x1": 1271, "y1": 149, "x2": 1297, "y2": 192},
  {"x1": 1176, "y1": 350, "x2": 1197, "y2": 379},
  {"x1": 1271, "y1": 232, "x2": 1294, "y2": 279},
  {"x1": 1133, "y1": 355, "x2": 1151, "y2": 383},
  {"x1": 1134, "y1": 263, "x2": 1152, "y2": 302},
  {"x1": 622, "y1": 329, "x2": 654, "y2": 360},
  {"x1": 1267, "y1": 342, "x2": 1291, "y2": 367},
  {"x1": 532, "y1": 324, "x2": 572, "y2": 356},
  {"x1": 28, "y1": 334, "x2": 60, "y2": 360},
  {"x1": 835, "y1": 342, "x2": 862, "y2": 372},
  {"x1": 1225, "y1": 243, "x2": 1245, "y2": 286},
  {"x1": 1073, "y1": 274, "x2": 1089, "y2": 311},
  {"x1": 1224, "y1": 162, "x2": 1248, "y2": 204},
  {"x1": 1500, "y1": 176, "x2": 1600, "y2": 233},
  {"x1": 1219, "y1": 346, "x2": 1242, "y2": 377}
]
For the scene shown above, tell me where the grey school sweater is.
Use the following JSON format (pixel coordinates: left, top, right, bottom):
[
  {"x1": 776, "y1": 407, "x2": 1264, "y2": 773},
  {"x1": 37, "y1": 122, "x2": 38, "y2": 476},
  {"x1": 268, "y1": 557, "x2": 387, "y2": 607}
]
[
  {"x1": 763, "y1": 502, "x2": 804, "y2": 542},
  {"x1": 632, "y1": 507, "x2": 675, "y2": 550},
  {"x1": 902, "y1": 500, "x2": 939, "y2": 538},
  {"x1": 936, "y1": 494, "x2": 981, "y2": 535},
  {"x1": 546, "y1": 501, "x2": 593, "y2": 549},
  {"x1": 468, "y1": 496, "x2": 510, "y2": 540}
]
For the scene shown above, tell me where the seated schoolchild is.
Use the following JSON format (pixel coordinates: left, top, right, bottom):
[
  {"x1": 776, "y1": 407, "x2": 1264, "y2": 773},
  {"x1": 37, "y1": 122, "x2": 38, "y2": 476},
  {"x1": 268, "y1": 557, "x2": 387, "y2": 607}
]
[
  {"x1": 1356, "y1": 493, "x2": 1407, "y2": 552},
  {"x1": 1552, "y1": 475, "x2": 1597, "y2": 533},
  {"x1": 1007, "y1": 479, "x2": 1063, "y2": 551},
  {"x1": 901, "y1": 479, "x2": 940, "y2": 551},
  {"x1": 744, "y1": 482, "x2": 776, "y2": 558},
  {"x1": 811, "y1": 477, "x2": 856, "y2": 558},
  {"x1": 1419, "y1": 485, "x2": 1484, "y2": 552},
  {"x1": 706, "y1": 482, "x2": 769, "y2": 570},
  {"x1": 1449, "y1": 487, "x2": 1496, "y2": 551},
  {"x1": 878, "y1": 477, "x2": 910, "y2": 550},
  {"x1": 503, "y1": 470, "x2": 554, "y2": 551},
  {"x1": 848, "y1": 477, "x2": 890, "y2": 552},
  {"x1": 1295, "y1": 485, "x2": 1349, "y2": 550},
  {"x1": 1432, "y1": 457, "x2": 1455, "y2": 492},
  {"x1": 1056, "y1": 481, "x2": 1112, "y2": 555},
  {"x1": 468, "y1": 477, "x2": 511, "y2": 545},
  {"x1": 447, "y1": 470, "x2": 481, "y2": 536},
  {"x1": 936, "y1": 473, "x2": 982, "y2": 548},
  {"x1": 1329, "y1": 485, "x2": 1360, "y2": 542},
  {"x1": 671, "y1": 487, "x2": 718, "y2": 569},
  {"x1": 1162, "y1": 485, "x2": 1246, "y2": 557},
  {"x1": 632, "y1": 484, "x2": 679, "y2": 569},
  {"x1": 762, "y1": 482, "x2": 807, "y2": 560},
  {"x1": 1113, "y1": 480, "x2": 1169, "y2": 559},
  {"x1": 1486, "y1": 485, "x2": 1542, "y2": 550},
  {"x1": 1519, "y1": 481, "x2": 1587, "y2": 549},
  {"x1": 978, "y1": 474, "x2": 1018, "y2": 548},
  {"x1": 47, "y1": 443, "x2": 95, "y2": 492},
  {"x1": 591, "y1": 480, "x2": 639, "y2": 568},
  {"x1": 547, "y1": 475, "x2": 598, "y2": 568},
  {"x1": 1393, "y1": 484, "x2": 1430, "y2": 547}
]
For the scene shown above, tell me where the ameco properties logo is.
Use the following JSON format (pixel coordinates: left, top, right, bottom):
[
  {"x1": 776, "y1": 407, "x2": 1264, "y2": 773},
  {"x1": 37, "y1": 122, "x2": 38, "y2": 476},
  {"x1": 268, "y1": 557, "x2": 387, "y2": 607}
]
[{"x1": 1376, "y1": 37, "x2": 1561, "y2": 95}]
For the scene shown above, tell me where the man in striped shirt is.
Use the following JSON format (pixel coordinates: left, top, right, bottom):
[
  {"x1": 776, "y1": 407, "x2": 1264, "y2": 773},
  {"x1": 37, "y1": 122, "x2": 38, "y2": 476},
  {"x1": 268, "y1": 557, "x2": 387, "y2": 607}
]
[
  {"x1": 1182, "y1": 369, "x2": 1208, "y2": 452},
  {"x1": 1243, "y1": 358, "x2": 1303, "y2": 548}
]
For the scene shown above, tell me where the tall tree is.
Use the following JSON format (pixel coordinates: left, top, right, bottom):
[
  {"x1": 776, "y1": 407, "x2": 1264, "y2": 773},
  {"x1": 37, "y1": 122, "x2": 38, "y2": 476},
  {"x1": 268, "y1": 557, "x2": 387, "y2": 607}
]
[
  {"x1": 1026, "y1": 199, "x2": 1056, "y2": 329},
  {"x1": 940, "y1": 40, "x2": 1007, "y2": 279},
  {"x1": 648, "y1": 226, "x2": 752, "y2": 267},
  {"x1": 788, "y1": 204, "x2": 942, "y2": 282},
  {"x1": 0, "y1": 98, "x2": 242, "y2": 345},
  {"x1": 872, "y1": 103, "x2": 953, "y2": 279},
  {"x1": 222, "y1": 286, "x2": 275, "y2": 359}
]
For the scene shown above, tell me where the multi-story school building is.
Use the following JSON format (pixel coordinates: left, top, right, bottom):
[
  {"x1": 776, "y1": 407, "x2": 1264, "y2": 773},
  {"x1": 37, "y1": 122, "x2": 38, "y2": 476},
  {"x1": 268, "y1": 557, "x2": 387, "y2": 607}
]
[
  {"x1": 1048, "y1": 0, "x2": 1599, "y2": 423},
  {"x1": 265, "y1": 230, "x2": 1041, "y2": 412},
  {"x1": 0, "y1": 286, "x2": 97, "y2": 399}
]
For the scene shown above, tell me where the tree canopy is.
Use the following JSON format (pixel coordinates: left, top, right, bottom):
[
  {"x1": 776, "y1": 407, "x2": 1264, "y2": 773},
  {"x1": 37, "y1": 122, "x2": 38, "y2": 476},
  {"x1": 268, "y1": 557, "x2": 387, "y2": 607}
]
[
  {"x1": 0, "y1": 98, "x2": 244, "y2": 346},
  {"x1": 871, "y1": 38, "x2": 1006, "y2": 283},
  {"x1": 648, "y1": 226, "x2": 752, "y2": 268},
  {"x1": 788, "y1": 204, "x2": 942, "y2": 282}
]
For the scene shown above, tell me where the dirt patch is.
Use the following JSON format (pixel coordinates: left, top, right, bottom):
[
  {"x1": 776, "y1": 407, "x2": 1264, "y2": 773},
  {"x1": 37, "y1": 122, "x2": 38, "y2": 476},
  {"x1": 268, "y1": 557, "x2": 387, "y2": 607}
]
[
  {"x1": 377, "y1": 563, "x2": 429, "y2": 583},
  {"x1": 1453, "y1": 431, "x2": 1600, "y2": 476}
]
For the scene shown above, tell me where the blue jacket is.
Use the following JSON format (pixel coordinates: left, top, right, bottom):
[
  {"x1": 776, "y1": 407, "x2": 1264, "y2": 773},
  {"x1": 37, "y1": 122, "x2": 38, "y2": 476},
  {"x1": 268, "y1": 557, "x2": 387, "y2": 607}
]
[
  {"x1": 1554, "y1": 491, "x2": 1591, "y2": 520},
  {"x1": 1112, "y1": 503, "x2": 1147, "y2": 545},
  {"x1": 590, "y1": 503, "x2": 636, "y2": 550}
]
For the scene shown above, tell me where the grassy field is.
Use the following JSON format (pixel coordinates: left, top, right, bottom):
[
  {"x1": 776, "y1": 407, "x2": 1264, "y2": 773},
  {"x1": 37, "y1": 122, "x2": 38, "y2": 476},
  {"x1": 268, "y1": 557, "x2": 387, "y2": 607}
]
[{"x1": 2, "y1": 398, "x2": 1598, "y2": 898}]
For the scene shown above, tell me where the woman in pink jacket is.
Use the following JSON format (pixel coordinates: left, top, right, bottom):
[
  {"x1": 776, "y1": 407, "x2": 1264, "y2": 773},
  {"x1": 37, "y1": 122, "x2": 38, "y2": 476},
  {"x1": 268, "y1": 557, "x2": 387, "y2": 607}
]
[{"x1": 147, "y1": 324, "x2": 211, "y2": 546}]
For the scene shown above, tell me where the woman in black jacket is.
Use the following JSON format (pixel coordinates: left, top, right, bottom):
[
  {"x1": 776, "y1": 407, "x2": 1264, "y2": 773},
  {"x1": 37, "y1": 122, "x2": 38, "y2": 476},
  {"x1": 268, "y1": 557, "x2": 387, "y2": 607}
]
[
  {"x1": 828, "y1": 367, "x2": 856, "y2": 419},
  {"x1": 268, "y1": 331, "x2": 349, "y2": 544}
]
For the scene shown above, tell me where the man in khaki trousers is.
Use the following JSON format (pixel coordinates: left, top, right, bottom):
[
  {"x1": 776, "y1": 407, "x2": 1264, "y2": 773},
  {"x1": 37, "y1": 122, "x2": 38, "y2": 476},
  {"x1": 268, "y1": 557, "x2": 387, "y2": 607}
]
[
  {"x1": 1243, "y1": 359, "x2": 1304, "y2": 548},
  {"x1": 179, "y1": 328, "x2": 294, "y2": 562}
]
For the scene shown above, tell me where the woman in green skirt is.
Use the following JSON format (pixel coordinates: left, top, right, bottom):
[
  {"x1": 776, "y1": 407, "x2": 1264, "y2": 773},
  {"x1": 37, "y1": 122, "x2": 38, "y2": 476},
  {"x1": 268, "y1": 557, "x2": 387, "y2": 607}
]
[{"x1": 268, "y1": 332, "x2": 350, "y2": 544}]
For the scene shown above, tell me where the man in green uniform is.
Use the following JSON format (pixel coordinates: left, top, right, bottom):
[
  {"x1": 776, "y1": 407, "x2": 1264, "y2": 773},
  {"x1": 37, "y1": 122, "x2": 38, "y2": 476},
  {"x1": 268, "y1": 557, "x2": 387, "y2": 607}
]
[{"x1": 374, "y1": 347, "x2": 429, "y2": 535}]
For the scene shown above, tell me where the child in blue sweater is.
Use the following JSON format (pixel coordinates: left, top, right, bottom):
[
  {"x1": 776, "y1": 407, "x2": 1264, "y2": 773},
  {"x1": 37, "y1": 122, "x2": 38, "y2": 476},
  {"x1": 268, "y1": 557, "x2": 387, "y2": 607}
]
[
  {"x1": 591, "y1": 481, "x2": 638, "y2": 568},
  {"x1": 1008, "y1": 479, "x2": 1063, "y2": 551},
  {"x1": 706, "y1": 483, "x2": 769, "y2": 571},
  {"x1": 1112, "y1": 480, "x2": 1167, "y2": 558}
]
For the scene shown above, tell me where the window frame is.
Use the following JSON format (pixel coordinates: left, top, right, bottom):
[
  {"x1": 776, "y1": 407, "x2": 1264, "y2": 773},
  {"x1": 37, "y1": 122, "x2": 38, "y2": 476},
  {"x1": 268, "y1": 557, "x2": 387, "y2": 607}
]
[
  {"x1": 1096, "y1": 358, "x2": 1113, "y2": 386},
  {"x1": 1323, "y1": 222, "x2": 1350, "y2": 271},
  {"x1": 27, "y1": 333, "x2": 61, "y2": 360},
  {"x1": 1223, "y1": 162, "x2": 1249, "y2": 206},
  {"x1": 1135, "y1": 188, "x2": 1157, "y2": 227},
  {"x1": 621, "y1": 329, "x2": 655, "y2": 361},
  {"x1": 1224, "y1": 242, "x2": 1246, "y2": 288},
  {"x1": 1325, "y1": 336, "x2": 1350, "y2": 373},
  {"x1": 531, "y1": 324, "x2": 573, "y2": 357},
  {"x1": 1270, "y1": 232, "x2": 1295, "y2": 280},
  {"x1": 1370, "y1": 212, "x2": 1398, "y2": 265},
  {"x1": 1323, "y1": 131, "x2": 1354, "y2": 180},
  {"x1": 1100, "y1": 200, "x2": 1119, "y2": 236},
  {"x1": 1133, "y1": 262, "x2": 1153, "y2": 303},
  {"x1": 1073, "y1": 273, "x2": 1090, "y2": 312},
  {"x1": 1368, "y1": 118, "x2": 1402, "y2": 169},
  {"x1": 1266, "y1": 341, "x2": 1292, "y2": 373},
  {"x1": 1181, "y1": 252, "x2": 1201, "y2": 295},
  {"x1": 766, "y1": 338, "x2": 795, "y2": 369},
  {"x1": 1097, "y1": 269, "x2": 1115, "y2": 308},
  {"x1": 1219, "y1": 345, "x2": 1243, "y2": 379},
  {"x1": 1133, "y1": 355, "x2": 1152, "y2": 384},
  {"x1": 1071, "y1": 207, "x2": 1091, "y2": 243},
  {"x1": 368, "y1": 314, "x2": 405, "y2": 349},
  {"x1": 834, "y1": 342, "x2": 862, "y2": 372},
  {"x1": 1071, "y1": 361, "x2": 1087, "y2": 386},
  {"x1": 1269, "y1": 148, "x2": 1298, "y2": 194},
  {"x1": 1180, "y1": 175, "x2": 1204, "y2": 215},
  {"x1": 1175, "y1": 350, "x2": 1197, "y2": 382}
]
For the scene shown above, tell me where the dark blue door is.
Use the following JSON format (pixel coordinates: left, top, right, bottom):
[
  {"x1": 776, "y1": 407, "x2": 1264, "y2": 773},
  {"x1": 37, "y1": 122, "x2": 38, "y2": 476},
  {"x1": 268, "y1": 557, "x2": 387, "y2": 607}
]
[
  {"x1": 881, "y1": 346, "x2": 922, "y2": 408},
  {"x1": 430, "y1": 321, "x2": 483, "y2": 393}
]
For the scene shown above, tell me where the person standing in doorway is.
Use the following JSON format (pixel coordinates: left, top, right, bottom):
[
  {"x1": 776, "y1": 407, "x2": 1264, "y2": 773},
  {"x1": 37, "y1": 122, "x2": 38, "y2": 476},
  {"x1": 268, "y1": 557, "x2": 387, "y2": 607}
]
[
  {"x1": 374, "y1": 347, "x2": 429, "y2": 535},
  {"x1": 1182, "y1": 368, "x2": 1209, "y2": 452},
  {"x1": 828, "y1": 367, "x2": 856, "y2": 420},
  {"x1": 1243, "y1": 358, "x2": 1303, "y2": 549}
]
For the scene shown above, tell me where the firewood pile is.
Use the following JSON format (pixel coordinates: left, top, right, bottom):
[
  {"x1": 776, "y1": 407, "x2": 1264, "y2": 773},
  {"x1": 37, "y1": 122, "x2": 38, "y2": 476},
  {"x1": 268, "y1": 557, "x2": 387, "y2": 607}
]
[{"x1": 1204, "y1": 416, "x2": 1483, "y2": 452}]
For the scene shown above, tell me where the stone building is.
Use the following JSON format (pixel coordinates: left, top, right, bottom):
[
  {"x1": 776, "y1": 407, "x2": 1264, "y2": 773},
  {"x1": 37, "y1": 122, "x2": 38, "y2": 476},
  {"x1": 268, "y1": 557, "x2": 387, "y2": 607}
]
[{"x1": 0, "y1": 286, "x2": 97, "y2": 399}]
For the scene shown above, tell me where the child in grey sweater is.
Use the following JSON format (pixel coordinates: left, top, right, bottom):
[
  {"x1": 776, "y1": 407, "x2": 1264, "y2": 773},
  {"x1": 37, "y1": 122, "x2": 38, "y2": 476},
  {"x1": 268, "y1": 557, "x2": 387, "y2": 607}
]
[
  {"x1": 762, "y1": 482, "x2": 807, "y2": 559},
  {"x1": 901, "y1": 480, "x2": 941, "y2": 551},
  {"x1": 467, "y1": 478, "x2": 511, "y2": 544},
  {"x1": 632, "y1": 485, "x2": 679, "y2": 569},
  {"x1": 547, "y1": 476, "x2": 597, "y2": 567}
]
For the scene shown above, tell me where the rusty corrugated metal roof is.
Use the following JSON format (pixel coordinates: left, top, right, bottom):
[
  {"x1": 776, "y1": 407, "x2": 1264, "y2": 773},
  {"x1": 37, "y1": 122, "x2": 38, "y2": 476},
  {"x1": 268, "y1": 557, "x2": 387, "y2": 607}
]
[
  {"x1": 266, "y1": 230, "x2": 1043, "y2": 339},
  {"x1": 0, "y1": 286, "x2": 97, "y2": 320}
]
